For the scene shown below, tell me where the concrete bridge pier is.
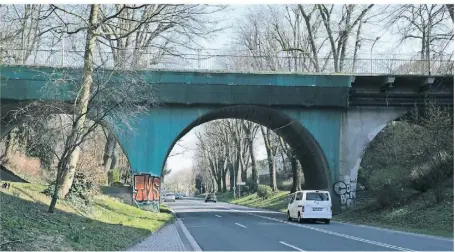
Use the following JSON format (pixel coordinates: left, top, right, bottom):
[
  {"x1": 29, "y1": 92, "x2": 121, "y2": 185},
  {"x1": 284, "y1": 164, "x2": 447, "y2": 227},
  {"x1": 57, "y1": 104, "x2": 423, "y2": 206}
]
[
  {"x1": 336, "y1": 107, "x2": 408, "y2": 210},
  {"x1": 112, "y1": 107, "x2": 209, "y2": 212}
]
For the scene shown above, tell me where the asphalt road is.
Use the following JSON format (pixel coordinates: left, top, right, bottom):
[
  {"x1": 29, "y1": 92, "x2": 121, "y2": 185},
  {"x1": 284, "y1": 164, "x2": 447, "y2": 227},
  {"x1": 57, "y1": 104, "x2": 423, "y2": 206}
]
[{"x1": 165, "y1": 198, "x2": 454, "y2": 251}]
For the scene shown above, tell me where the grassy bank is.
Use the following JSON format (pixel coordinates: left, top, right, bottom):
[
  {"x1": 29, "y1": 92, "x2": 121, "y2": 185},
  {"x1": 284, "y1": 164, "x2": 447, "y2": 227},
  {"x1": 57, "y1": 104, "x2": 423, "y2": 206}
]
[
  {"x1": 212, "y1": 188, "x2": 453, "y2": 238},
  {"x1": 0, "y1": 182, "x2": 173, "y2": 251},
  {"x1": 213, "y1": 191, "x2": 289, "y2": 212},
  {"x1": 334, "y1": 188, "x2": 454, "y2": 238}
]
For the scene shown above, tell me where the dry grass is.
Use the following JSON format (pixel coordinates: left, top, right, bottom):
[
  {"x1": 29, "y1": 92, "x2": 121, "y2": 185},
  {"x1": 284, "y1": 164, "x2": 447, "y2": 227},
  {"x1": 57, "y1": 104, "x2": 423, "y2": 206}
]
[
  {"x1": 2, "y1": 152, "x2": 43, "y2": 182},
  {"x1": 0, "y1": 182, "x2": 173, "y2": 251}
]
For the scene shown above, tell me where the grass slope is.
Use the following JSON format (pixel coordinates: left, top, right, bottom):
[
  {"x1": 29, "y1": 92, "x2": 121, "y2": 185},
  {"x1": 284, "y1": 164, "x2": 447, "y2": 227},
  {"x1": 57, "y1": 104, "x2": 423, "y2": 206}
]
[
  {"x1": 0, "y1": 182, "x2": 173, "y2": 251},
  {"x1": 334, "y1": 189, "x2": 454, "y2": 238},
  {"x1": 214, "y1": 191, "x2": 289, "y2": 212}
]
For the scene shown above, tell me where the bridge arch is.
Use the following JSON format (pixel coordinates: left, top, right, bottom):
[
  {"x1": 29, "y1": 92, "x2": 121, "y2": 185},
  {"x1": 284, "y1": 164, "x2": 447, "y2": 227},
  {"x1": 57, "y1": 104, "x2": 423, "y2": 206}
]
[
  {"x1": 334, "y1": 105, "x2": 453, "y2": 209},
  {"x1": 163, "y1": 105, "x2": 331, "y2": 190}
]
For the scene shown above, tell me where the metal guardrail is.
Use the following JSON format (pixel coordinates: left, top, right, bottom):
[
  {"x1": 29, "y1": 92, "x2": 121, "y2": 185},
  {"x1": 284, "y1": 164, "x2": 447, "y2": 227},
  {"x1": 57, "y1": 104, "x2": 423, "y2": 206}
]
[{"x1": 0, "y1": 47, "x2": 453, "y2": 76}]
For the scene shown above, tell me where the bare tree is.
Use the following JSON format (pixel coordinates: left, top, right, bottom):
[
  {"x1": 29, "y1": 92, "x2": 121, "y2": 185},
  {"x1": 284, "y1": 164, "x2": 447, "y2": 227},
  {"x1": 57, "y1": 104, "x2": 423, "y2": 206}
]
[
  {"x1": 278, "y1": 137, "x2": 302, "y2": 193},
  {"x1": 242, "y1": 120, "x2": 260, "y2": 191},
  {"x1": 386, "y1": 4, "x2": 453, "y2": 74},
  {"x1": 0, "y1": 5, "x2": 60, "y2": 64},
  {"x1": 5, "y1": 4, "x2": 165, "y2": 212},
  {"x1": 316, "y1": 4, "x2": 374, "y2": 72},
  {"x1": 98, "y1": 4, "x2": 225, "y2": 68},
  {"x1": 260, "y1": 126, "x2": 279, "y2": 191},
  {"x1": 52, "y1": 4, "x2": 100, "y2": 205}
]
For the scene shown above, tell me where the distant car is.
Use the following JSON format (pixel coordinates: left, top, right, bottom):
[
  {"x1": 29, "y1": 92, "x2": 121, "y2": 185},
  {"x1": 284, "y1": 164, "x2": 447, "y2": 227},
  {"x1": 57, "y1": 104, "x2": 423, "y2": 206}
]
[
  {"x1": 287, "y1": 190, "x2": 332, "y2": 224},
  {"x1": 163, "y1": 193, "x2": 176, "y2": 202},
  {"x1": 205, "y1": 193, "x2": 217, "y2": 203},
  {"x1": 176, "y1": 193, "x2": 185, "y2": 199}
]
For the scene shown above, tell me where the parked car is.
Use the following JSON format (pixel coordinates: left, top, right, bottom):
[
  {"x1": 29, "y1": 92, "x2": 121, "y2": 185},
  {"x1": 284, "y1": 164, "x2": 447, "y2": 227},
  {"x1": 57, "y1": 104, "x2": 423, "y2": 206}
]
[
  {"x1": 286, "y1": 190, "x2": 332, "y2": 224},
  {"x1": 163, "y1": 193, "x2": 176, "y2": 202},
  {"x1": 205, "y1": 193, "x2": 217, "y2": 203}
]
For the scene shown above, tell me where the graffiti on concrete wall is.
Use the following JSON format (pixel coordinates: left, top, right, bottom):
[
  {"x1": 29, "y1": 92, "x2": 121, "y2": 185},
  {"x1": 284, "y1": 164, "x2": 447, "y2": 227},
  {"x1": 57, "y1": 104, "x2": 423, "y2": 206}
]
[
  {"x1": 132, "y1": 173, "x2": 160, "y2": 212},
  {"x1": 333, "y1": 176, "x2": 357, "y2": 210}
]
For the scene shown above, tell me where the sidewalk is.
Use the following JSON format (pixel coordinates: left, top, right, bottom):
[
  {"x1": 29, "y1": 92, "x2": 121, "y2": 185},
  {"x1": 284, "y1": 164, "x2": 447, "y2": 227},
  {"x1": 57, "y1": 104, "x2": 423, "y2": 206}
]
[{"x1": 127, "y1": 221, "x2": 187, "y2": 251}]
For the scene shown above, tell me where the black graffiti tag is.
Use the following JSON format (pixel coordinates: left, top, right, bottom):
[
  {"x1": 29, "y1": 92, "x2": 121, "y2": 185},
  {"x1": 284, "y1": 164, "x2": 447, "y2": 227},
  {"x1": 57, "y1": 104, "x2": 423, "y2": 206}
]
[{"x1": 333, "y1": 180, "x2": 356, "y2": 208}]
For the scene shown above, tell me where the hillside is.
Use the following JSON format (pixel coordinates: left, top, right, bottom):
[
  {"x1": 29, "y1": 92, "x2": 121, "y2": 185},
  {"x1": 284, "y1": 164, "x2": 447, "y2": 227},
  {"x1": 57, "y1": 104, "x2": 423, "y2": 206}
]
[{"x1": 0, "y1": 182, "x2": 173, "y2": 251}]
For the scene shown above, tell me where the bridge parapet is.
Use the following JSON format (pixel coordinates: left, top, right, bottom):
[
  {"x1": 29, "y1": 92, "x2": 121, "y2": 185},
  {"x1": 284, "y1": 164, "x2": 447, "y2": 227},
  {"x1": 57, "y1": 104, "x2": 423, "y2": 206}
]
[{"x1": 1, "y1": 48, "x2": 453, "y2": 76}]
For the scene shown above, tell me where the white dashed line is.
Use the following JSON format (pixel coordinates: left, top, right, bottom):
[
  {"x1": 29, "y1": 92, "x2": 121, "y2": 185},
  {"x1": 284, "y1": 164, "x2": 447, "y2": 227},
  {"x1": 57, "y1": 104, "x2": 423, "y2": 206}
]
[
  {"x1": 279, "y1": 241, "x2": 305, "y2": 251},
  {"x1": 235, "y1": 222, "x2": 247, "y2": 228},
  {"x1": 215, "y1": 214, "x2": 222, "y2": 218},
  {"x1": 228, "y1": 208, "x2": 415, "y2": 251}
]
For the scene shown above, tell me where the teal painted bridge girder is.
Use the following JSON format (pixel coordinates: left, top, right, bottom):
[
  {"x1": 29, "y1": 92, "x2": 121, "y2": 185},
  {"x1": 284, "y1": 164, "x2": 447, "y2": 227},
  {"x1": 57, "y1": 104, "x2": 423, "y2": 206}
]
[{"x1": 1, "y1": 65, "x2": 353, "y2": 194}]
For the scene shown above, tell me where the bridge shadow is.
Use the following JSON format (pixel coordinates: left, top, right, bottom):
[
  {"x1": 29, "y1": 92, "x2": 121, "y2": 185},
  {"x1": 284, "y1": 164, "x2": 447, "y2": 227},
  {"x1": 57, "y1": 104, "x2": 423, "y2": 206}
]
[
  {"x1": 0, "y1": 190, "x2": 158, "y2": 251},
  {"x1": 94, "y1": 201, "x2": 171, "y2": 220}
]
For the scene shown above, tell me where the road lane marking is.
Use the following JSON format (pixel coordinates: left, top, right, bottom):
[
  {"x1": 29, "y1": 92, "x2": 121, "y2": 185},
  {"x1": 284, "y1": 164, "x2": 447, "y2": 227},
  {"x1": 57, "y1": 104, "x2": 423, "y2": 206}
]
[
  {"x1": 235, "y1": 223, "x2": 247, "y2": 228},
  {"x1": 215, "y1": 214, "x2": 222, "y2": 218},
  {"x1": 279, "y1": 241, "x2": 305, "y2": 251},
  {"x1": 227, "y1": 208, "x2": 415, "y2": 251},
  {"x1": 334, "y1": 220, "x2": 454, "y2": 242}
]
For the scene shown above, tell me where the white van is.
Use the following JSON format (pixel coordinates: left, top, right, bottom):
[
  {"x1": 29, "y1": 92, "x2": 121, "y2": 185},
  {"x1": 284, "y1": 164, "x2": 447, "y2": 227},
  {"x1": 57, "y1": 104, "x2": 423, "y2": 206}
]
[
  {"x1": 286, "y1": 190, "x2": 332, "y2": 224},
  {"x1": 163, "y1": 193, "x2": 176, "y2": 202}
]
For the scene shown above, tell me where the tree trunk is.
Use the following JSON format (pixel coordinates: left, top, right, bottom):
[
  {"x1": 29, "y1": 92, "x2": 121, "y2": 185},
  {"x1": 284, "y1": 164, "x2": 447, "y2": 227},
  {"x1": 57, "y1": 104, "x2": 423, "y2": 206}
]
[
  {"x1": 447, "y1": 4, "x2": 454, "y2": 22},
  {"x1": 280, "y1": 150, "x2": 287, "y2": 173},
  {"x1": 103, "y1": 132, "x2": 117, "y2": 173},
  {"x1": 290, "y1": 153, "x2": 301, "y2": 193},
  {"x1": 59, "y1": 4, "x2": 99, "y2": 199},
  {"x1": 247, "y1": 137, "x2": 258, "y2": 192},
  {"x1": 229, "y1": 162, "x2": 235, "y2": 191},
  {"x1": 264, "y1": 142, "x2": 277, "y2": 190},
  {"x1": 268, "y1": 156, "x2": 277, "y2": 191},
  {"x1": 236, "y1": 145, "x2": 244, "y2": 184},
  {"x1": 222, "y1": 167, "x2": 227, "y2": 192},
  {"x1": 48, "y1": 157, "x2": 66, "y2": 213},
  {"x1": 4, "y1": 128, "x2": 18, "y2": 158},
  {"x1": 216, "y1": 163, "x2": 222, "y2": 192},
  {"x1": 59, "y1": 146, "x2": 81, "y2": 198},
  {"x1": 261, "y1": 127, "x2": 277, "y2": 191},
  {"x1": 351, "y1": 20, "x2": 362, "y2": 73},
  {"x1": 426, "y1": 9, "x2": 432, "y2": 75},
  {"x1": 240, "y1": 152, "x2": 247, "y2": 182},
  {"x1": 299, "y1": 5, "x2": 320, "y2": 72}
]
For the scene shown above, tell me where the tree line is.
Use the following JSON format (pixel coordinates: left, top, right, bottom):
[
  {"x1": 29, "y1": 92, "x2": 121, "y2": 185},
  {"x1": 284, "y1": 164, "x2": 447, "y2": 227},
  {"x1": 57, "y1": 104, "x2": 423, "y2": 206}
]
[{"x1": 193, "y1": 119, "x2": 304, "y2": 195}]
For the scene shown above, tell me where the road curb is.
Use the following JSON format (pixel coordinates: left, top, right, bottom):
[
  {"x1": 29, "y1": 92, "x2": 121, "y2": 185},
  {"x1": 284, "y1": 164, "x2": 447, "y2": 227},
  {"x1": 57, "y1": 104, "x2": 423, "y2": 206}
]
[{"x1": 171, "y1": 209, "x2": 203, "y2": 251}]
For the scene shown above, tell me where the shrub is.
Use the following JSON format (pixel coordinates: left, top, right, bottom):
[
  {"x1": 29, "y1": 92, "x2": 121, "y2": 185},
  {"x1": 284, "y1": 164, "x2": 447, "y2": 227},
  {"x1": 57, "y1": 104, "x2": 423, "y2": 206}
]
[
  {"x1": 277, "y1": 179, "x2": 293, "y2": 191},
  {"x1": 108, "y1": 169, "x2": 120, "y2": 185},
  {"x1": 409, "y1": 158, "x2": 454, "y2": 198},
  {"x1": 111, "y1": 181, "x2": 124, "y2": 187},
  {"x1": 375, "y1": 184, "x2": 402, "y2": 208},
  {"x1": 66, "y1": 172, "x2": 95, "y2": 210},
  {"x1": 42, "y1": 172, "x2": 95, "y2": 210},
  {"x1": 257, "y1": 184, "x2": 273, "y2": 199}
]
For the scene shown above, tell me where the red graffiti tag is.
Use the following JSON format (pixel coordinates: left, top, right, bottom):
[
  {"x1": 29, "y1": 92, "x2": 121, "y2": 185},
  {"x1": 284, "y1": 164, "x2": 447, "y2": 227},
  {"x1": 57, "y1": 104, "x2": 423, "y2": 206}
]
[{"x1": 133, "y1": 174, "x2": 160, "y2": 202}]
